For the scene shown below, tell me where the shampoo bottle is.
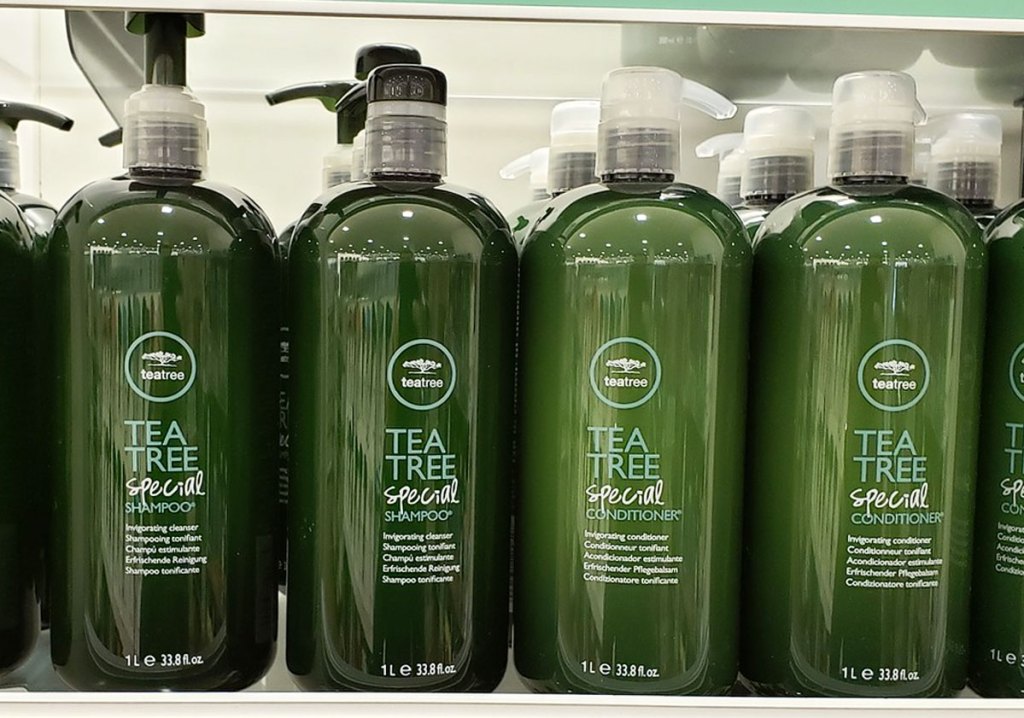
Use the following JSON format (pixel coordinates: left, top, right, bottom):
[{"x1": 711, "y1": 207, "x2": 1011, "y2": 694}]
[
  {"x1": 927, "y1": 112, "x2": 1002, "y2": 227},
  {"x1": 695, "y1": 131, "x2": 744, "y2": 207},
  {"x1": 286, "y1": 64, "x2": 517, "y2": 691},
  {"x1": 0, "y1": 193, "x2": 37, "y2": 678},
  {"x1": 733, "y1": 106, "x2": 815, "y2": 238},
  {"x1": 49, "y1": 12, "x2": 279, "y2": 690},
  {"x1": 742, "y1": 71, "x2": 985, "y2": 697},
  {"x1": 515, "y1": 67, "x2": 749, "y2": 695}
]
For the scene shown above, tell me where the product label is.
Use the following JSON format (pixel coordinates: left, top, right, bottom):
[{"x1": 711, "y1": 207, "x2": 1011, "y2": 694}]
[
  {"x1": 990, "y1": 341, "x2": 1024, "y2": 578},
  {"x1": 581, "y1": 338, "x2": 683, "y2": 590},
  {"x1": 121, "y1": 331, "x2": 209, "y2": 579},
  {"x1": 845, "y1": 340, "x2": 943, "y2": 593},
  {"x1": 380, "y1": 339, "x2": 463, "y2": 590}
]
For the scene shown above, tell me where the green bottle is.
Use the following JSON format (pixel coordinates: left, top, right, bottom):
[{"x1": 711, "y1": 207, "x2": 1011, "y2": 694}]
[
  {"x1": 0, "y1": 191, "x2": 37, "y2": 677},
  {"x1": 500, "y1": 146, "x2": 550, "y2": 245},
  {"x1": 0, "y1": 101, "x2": 74, "y2": 632},
  {"x1": 926, "y1": 112, "x2": 1003, "y2": 228},
  {"x1": 49, "y1": 12, "x2": 278, "y2": 690},
  {"x1": 731, "y1": 106, "x2": 815, "y2": 239},
  {"x1": 968, "y1": 142, "x2": 1024, "y2": 699},
  {"x1": 515, "y1": 67, "x2": 749, "y2": 695},
  {"x1": 741, "y1": 71, "x2": 986, "y2": 697},
  {"x1": 286, "y1": 64, "x2": 517, "y2": 691}
]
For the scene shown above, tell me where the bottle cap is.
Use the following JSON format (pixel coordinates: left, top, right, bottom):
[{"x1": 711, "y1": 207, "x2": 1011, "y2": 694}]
[
  {"x1": 927, "y1": 112, "x2": 1001, "y2": 203},
  {"x1": 0, "y1": 100, "x2": 74, "y2": 191},
  {"x1": 696, "y1": 132, "x2": 744, "y2": 206},
  {"x1": 597, "y1": 66, "x2": 736, "y2": 181},
  {"x1": 829, "y1": 70, "x2": 925, "y2": 181},
  {"x1": 500, "y1": 147, "x2": 550, "y2": 201},
  {"x1": 549, "y1": 100, "x2": 599, "y2": 195},
  {"x1": 740, "y1": 106, "x2": 815, "y2": 201},
  {"x1": 365, "y1": 65, "x2": 447, "y2": 178},
  {"x1": 355, "y1": 43, "x2": 421, "y2": 81}
]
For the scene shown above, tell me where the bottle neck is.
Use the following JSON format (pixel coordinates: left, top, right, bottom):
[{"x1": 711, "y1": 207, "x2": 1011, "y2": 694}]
[
  {"x1": 369, "y1": 170, "x2": 441, "y2": 184},
  {"x1": 743, "y1": 194, "x2": 790, "y2": 209},
  {"x1": 601, "y1": 172, "x2": 674, "y2": 185},
  {"x1": 961, "y1": 198, "x2": 996, "y2": 212},
  {"x1": 834, "y1": 174, "x2": 908, "y2": 187},
  {"x1": 128, "y1": 166, "x2": 201, "y2": 181}
]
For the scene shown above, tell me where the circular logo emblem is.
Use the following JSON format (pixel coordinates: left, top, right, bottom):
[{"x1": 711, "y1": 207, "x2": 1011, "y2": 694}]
[
  {"x1": 589, "y1": 337, "x2": 662, "y2": 410},
  {"x1": 857, "y1": 339, "x2": 930, "y2": 413},
  {"x1": 124, "y1": 331, "x2": 197, "y2": 403},
  {"x1": 387, "y1": 339, "x2": 457, "y2": 411},
  {"x1": 1009, "y1": 342, "x2": 1024, "y2": 402}
]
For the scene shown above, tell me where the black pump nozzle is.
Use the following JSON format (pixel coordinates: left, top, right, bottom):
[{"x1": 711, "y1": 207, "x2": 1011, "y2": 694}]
[
  {"x1": 125, "y1": 12, "x2": 204, "y2": 86},
  {"x1": 266, "y1": 81, "x2": 357, "y2": 144},
  {"x1": 355, "y1": 43, "x2": 421, "y2": 81},
  {"x1": 98, "y1": 127, "x2": 123, "y2": 147},
  {"x1": 0, "y1": 101, "x2": 74, "y2": 132}
]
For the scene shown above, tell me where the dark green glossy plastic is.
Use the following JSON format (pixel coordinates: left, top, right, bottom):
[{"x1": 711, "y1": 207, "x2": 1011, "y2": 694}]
[
  {"x1": 742, "y1": 182, "x2": 986, "y2": 697},
  {"x1": 275, "y1": 222, "x2": 297, "y2": 588},
  {"x1": 49, "y1": 174, "x2": 279, "y2": 690},
  {"x1": 0, "y1": 191, "x2": 38, "y2": 676},
  {"x1": 286, "y1": 179, "x2": 517, "y2": 691},
  {"x1": 514, "y1": 181, "x2": 750, "y2": 695},
  {"x1": 969, "y1": 199, "x2": 1024, "y2": 697},
  {"x1": 507, "y1": 198, "x2": 549, "y2": 250}
]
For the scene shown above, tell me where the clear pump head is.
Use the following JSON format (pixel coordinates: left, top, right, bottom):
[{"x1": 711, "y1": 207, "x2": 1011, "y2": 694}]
[
  {"x1": 597, "y1": 66, "x2": 736, "y2": 181},
  {"x1": 364, "y1": 64, "x2": 447, "y2": 179},
  {"x1": 500, "y1": 147, "x2": 550, "y2": 200},
  {"x1": 322, "y1": 143, "x2": 353, "y2": 189},
  {"x1": 549, "y1": 100, "x2": 599, "y2": 195},
  {"x1": 740, "y1": 106, "x2": 815, "y2": 202},
  {"x1": 927, "y1": 112, "x2": 1001, "y2": 203},
  {"x1": 696, "y1": 132, "x2": 744, "y2": 206},
  {"x1": 351, "y1": 129, "x2": 367, "y2": 181},
  {"x1": 123, "y1": 84, "x2": 208, "y2": 175},
  {"x1": 829, "y1": 71, "x2": 925, "y2": 182}
]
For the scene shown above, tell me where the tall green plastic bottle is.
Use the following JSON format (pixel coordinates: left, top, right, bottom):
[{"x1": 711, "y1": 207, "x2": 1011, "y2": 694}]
[
  {"x1": 0, "y1": 101, "x2": 74, "y2": 632},
  {"x1": 732, "y1": 106, "x2": 815, "y2": 239},
  {"x1": 927, "y1": 112, "x2": 1003, "y2": 228},
  {"x1": 49, "y1": 13, "x2": 278, "y2": 690},
  {"x1": 264, "y1": 44, "x2": 420, "y2": 588},
  {"x1": 515, "y1": 67, "x2": 749, "y2": 695},
  {"x1": 286, "y1": 64, "x2": 517, "y2": 691},
  {"x1": 742, "y1": 71, "x2": 986, "y2": 697},
  {"x1": 969, "y1": 127, "x2": 1024, "y2": 699},
  {"x1": 0, "y1": 192, "x2": 37, "y2": 677}
]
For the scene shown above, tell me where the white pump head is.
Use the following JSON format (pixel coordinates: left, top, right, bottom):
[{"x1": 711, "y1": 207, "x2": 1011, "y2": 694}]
[
  {"x1": 549, "y1": 100, "x2": 599, "y2": 195},
  {"x1": 829, "y1": 71, "x2": 925, "y2": 181},
  {"x1": 696, "y1": 132, "x2": 744, "y2": 206},
  {"x1": 597, "y1": 66, "x2": 736, "y2": 181},
  {"x1": 740, "y1": 106, "x2": 815, "y2": 201},
  {"x1": 927, "y1": 112, "x2": 1002, "y2": 203},
  {"x1": 123, "y1": 84, "x2": 208, "y2": 175},
  {"x1": 500, "y1": 147, "x2": 550, "y2": 201},
  {"x1": 0, "y1": 125, "x2": 18, "y2": 191}
]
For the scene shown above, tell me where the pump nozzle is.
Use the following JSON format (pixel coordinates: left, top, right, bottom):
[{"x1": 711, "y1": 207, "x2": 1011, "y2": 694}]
[
  {"x1": 739, "y1": 106, "x2": 816, "y2": 202},
  {"x1": 696, "y1": 132, "x2": 745, "y2": 206},
  {"x1": 549, "y1": 100, "x2": 599, "y2": 195},
  {"x1": 122, "y1": 12, "x2": 208, "y2": 176},
  {"x1": 266, "y1": 81, "x2": 357, "y2": 113},
  {"x1": 927, "y1": 112, "x2": 1002, "y2": 204},
  {"x1": 597, "y1": 67, "x2": 735, "y2": 182},
  {"x1": 500, "y1": 147, "x2": 550, "y2": 201},
  {"x1": 0, "y1": 100, "x2": 74, "y2": 191},
  {"x1": 99, "y1": 127, "x2": 123, "y2": 147}
]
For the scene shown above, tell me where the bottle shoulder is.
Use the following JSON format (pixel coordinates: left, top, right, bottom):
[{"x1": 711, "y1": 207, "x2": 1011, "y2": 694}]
[
  {"x1": 52, "y1": 175, "x2": 276, "y2": 252},
  {"x1": 0, "y1": 190, "x2": 34, "y2": 252},
  {"x1": 985, "y1": 199, "x2": 1024, "y2": 246},
  {"x1": 523, "y1": 182, "x2": 749, "y2": 261},
  {"x1": 754, "y1": 184, "x2": 985, "y2": 261},
  {"x1": 293, "y1": 180, "x2": 515, "y2": 257}
]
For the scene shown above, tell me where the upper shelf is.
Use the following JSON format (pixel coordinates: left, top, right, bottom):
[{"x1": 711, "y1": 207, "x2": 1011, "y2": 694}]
[{"x1": 4, "y1": 0, "x2": 1024, "y2": 31}]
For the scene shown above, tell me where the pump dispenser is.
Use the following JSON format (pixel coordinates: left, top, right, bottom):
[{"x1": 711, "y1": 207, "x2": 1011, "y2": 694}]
[
  {"x1": 515, "y1": 67, "x2": 749, "y2": 695},
  {"x1": 734, "y1": 106, "x2": 815, "y2": 237},
  {"x1": 286, "y1": 64, "x2": 516, "y2": 692},
  {"x1": 927, "y1": 113, "x2": 1002, "y2": 225},
  {"x1": 696, "y1": 132, "x2": 744, "y2": 206},
  {"x1": 501, "y1": 147, "x2": 550, "y2": 243},
  {"x1": 49, "y1": 12, "x2": 279, "y2": 690},
  {"x1": 0, "y1": 101, "x2": 73, "y2": 237},
  {"x1": 549, "y1": 100, "x2": 600, "y2": 196},
  {"x1": 742, "y1": 70, "x2": 985, "y2": 697}
]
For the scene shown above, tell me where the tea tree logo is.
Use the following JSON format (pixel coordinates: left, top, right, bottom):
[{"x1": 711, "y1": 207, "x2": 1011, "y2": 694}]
[
  {"x1": 387, "y1": 339, "x2": 457, "y2": 411},
  {"x1": 1009, "y1": 342, "x2": 1024, "y2": 402},
  {"x1": 857, "y1": 339, "x2": 930, "y2": 413},
  {"x1": 124, "y1": 331, "x2": 197, "y2": 403},
  {"x1": 589, "y1": 337, "x2": 662, "y2": 410}
]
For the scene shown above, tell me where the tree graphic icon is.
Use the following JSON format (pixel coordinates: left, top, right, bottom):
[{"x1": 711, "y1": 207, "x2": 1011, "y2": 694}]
[
  {"x1": 874, "y1": 359, "x2": 915, "y2": 377},
  {"x1": 142, "y1": 350, "x2": 183, "y2": 368},
  {"x1": 606, "y1": 357, "x2": 646, "y2": 374},
  {"x1": 403, "y1": 358, "x2": 442, "y2": 375}
]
